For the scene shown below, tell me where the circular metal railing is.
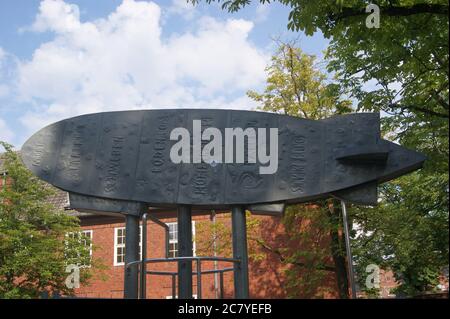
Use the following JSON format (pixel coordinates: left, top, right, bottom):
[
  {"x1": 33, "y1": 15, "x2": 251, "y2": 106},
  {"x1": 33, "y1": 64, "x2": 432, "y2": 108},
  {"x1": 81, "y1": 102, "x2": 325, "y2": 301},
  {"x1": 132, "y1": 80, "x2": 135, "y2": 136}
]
[{"x1": 126, "y1": 256, "x2": 240, "y2": 299}]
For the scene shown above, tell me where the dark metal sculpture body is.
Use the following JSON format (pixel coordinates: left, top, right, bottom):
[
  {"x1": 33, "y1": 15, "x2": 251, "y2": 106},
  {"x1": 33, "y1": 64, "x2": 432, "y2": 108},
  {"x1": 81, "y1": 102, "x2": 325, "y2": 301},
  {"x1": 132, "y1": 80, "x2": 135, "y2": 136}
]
[
  {"x1": 21, "y1": 109, "x2": 426, "y2": 299},
  {"x1": 22, "y1": 109, "x2": 425, "y2": 210}
]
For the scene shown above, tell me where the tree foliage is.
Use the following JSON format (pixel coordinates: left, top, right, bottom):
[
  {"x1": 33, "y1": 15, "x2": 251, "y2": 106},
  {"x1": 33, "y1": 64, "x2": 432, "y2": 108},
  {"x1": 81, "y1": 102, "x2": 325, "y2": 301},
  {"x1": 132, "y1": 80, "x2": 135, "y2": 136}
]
[
  {"x1": 192, "y1": 0, "x2": 448, "y2": 298},
  {"x1": 195, "y1": 207, "x2": 344, "y2": 298},
  {"x1": 247, "y1": 42, "x2": 352, "y2": 118},
  {"x1": 0, "y1": 142, "x2": 94, "y2": 298},
  {"x1": 248, "y1": 43, "x2": 353, "y2": 298}
]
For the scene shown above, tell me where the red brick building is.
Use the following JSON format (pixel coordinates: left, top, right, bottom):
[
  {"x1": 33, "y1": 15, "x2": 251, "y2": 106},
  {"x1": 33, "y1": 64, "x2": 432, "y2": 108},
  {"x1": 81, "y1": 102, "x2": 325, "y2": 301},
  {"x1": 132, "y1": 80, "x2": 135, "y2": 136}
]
[
  {"x1": 4, "y1": 154, "x2": 424, "y2": 299},
  {"x1": 54, "y1": 189, "x2": 336, "y2": 299},
  {"x1": 71, "y1": 212, "x2": 288, "y2": 299},
  {"x1": 1, "y1": 154, "x2": 341, "y2": 298}
]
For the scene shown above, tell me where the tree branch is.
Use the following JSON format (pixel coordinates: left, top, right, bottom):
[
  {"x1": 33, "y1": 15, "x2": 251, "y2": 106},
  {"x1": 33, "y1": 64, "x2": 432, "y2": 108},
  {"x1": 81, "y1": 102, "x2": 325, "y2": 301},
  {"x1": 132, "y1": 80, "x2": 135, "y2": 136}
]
[
  {"x1": 390, "y1": 103, "x2": 449, "y2": 119},
  {"x1": 251, "y1": 237, "x2": 336, "y2": 272},
  {"x1": 332, "y1": 4, "x2": 449, "y2": 22}
]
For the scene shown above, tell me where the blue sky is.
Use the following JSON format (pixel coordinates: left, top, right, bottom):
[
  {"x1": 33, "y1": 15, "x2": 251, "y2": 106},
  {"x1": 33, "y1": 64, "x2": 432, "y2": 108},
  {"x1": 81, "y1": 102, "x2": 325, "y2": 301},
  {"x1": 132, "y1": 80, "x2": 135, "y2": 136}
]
[{"x1": 0, "y1": 0, "x2": 328, "y2": 147}]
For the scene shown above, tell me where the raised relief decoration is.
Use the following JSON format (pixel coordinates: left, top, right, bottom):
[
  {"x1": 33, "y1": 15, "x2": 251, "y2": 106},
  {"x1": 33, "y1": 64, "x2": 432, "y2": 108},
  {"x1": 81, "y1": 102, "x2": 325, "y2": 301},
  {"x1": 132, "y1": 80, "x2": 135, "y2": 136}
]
[{"x1": 21, "y1": 109, "x2": 426, "y2": 215}]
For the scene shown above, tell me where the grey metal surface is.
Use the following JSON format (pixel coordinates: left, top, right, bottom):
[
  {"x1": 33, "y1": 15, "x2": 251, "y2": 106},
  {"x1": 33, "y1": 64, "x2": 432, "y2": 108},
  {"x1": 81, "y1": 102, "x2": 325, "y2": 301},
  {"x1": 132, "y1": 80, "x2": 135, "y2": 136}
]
[
  {"x1": 147, "y1": 214, "x2": 170, "y2": 259},
  {"x1": 69, "y1": 193, "x2": 144, "y2": 216},
  {"x1": 139, "y1": 213, "x2": 148, "y2": 299},
  {"x1": 21, "y1": 110, "x2": 426, "y2": 211},
  {"x1": 124, "y1": 215, "x2": 140, "y2": 299},
  {"x1": 341, "y1": 201, "x2": 357, "y2": 299},
  {"x1": 247, "y1": 203, "x2": 285, "y2": 216},
  {"x1": 232, "y1": 206, "x2": 249, "y2": 299},
  {"x1": 177, "y1": 205, "x2": 193, "y2": 299}
]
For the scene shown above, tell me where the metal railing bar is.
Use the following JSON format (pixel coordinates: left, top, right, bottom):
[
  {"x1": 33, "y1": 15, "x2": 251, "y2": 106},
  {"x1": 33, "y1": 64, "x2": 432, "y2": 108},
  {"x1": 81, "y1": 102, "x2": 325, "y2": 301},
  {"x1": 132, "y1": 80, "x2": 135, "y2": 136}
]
[
  {"x1": 147, "y1": 214, "x2": 170, "y2": 259},
  {"x1": 171, "y1": 274, "x2": 176, "y2": 299},
  {"x1": 196, "y1": 260, "x2": 202, "y2": 299},
  {"x1": 220, "y1": 272, "x2": 224, "y2": 299},
  {"x1": 127, "y1": 256, "x2": 240, "y2": 268},
  {"x1": 131, "y1": 255, "x2": 237, "y2": 300},
  {"x1": 145, "y1": 267, "x2": 234, "y2": 276},
  {"x1": 139, "y1": 213, "x2": 148, "y2": 299}
]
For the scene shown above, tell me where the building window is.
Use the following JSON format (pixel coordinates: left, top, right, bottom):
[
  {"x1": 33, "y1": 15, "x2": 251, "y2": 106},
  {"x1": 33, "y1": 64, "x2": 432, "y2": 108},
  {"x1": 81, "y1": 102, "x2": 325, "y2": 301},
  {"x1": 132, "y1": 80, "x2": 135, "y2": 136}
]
[
  {"x1": 166, "y1": 222, "x2": 196, "y2": 258},
  {"x1": 167, "y1": 223, "x2": 178, "y2": 258},
  {"x1": 114, "y1": 226, "x2": 142, "y2": 266},
  {"x1": 65, "y1": 230, "x2": 93, "y2": 267}
]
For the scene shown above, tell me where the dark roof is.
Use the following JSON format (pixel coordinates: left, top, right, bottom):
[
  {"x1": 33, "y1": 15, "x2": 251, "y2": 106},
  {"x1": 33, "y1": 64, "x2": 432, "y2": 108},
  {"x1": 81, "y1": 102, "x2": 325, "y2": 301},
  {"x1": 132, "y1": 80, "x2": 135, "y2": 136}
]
[{"x1": 44, "y1": 184, "x2": 70, "y2": 210}]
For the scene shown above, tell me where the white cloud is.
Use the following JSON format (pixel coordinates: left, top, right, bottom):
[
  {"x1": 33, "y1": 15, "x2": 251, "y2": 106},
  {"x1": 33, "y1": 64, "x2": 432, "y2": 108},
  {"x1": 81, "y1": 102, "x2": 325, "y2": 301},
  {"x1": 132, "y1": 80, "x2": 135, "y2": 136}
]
[
  {"x1": 29, "y1": 0, "x2": 81, "y2": 33},
  {"x1": 0, "y1": 47, "x2": 11, "y2": 99},
  {"x1": 0, "y1": 117, "x2": 14, "y2": 142},
  {"x1": 254, "y1": 4, "x2": 270, "y2": 23},
  {"x1": 166, "y1": 0, "x2": 197, "y2": 20},
  {"x1": 15, "y1": 0, "x2": 269, "y2": 136}
]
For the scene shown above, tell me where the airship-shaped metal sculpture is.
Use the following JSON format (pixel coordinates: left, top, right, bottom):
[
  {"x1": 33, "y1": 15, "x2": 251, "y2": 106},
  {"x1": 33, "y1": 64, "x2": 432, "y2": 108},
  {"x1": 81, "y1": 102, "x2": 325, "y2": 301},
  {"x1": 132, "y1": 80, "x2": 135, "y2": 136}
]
[{"x1": 21, "y1": 109, "x2": 426, "y2": 216}]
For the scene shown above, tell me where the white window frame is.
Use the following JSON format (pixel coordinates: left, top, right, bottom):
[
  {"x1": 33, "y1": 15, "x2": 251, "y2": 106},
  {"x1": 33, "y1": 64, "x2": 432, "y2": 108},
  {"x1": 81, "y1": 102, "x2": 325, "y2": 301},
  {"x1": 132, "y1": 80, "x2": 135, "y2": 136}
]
[
  {"x1": 65, "y1": 229, "x2": 93, "y2": 268},
  {"x1": 166, "y1": 221, "x2": 196, "y2": 258},
  {"x1": 167, "y1": 222, "x2": 178, "y2": 258},
  {"x1": 114, "y1": 226, "x2": 142, "y2": 266}
]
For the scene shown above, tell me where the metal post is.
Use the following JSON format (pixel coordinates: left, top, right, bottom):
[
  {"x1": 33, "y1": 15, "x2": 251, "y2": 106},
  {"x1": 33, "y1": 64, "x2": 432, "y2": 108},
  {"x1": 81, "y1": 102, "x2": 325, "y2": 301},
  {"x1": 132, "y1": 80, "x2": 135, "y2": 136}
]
[
  {"x1": 177, "y1": 205, "x2": 193, "y2": 299},
  {"x1": 231, "y1": 206, "x2": 249, "y2": 299},
  {"x1": 124, "y1": 214, "x2": 140, "y2": 299},
  {"x1": 211, "y1": 211, "x2": 219, "y2": 299},
  {"x1": 341, "y1": 201, "x2": 357, "y2": 299},
  {"x1": 196, "y1": 259, "x2": 202, "y2": 299},
  {"x1": 148, "y1": 214, "x2": 170, "y2": 259},
  {"x1": 171, "y1": 274, "x2": 177, "y2": 299},
  {"x1": 139, "y1": 213, "x2": 148, "y2": 299},
  {"x1": 219, "y1": 271, "x2": 224, "y2": 299}
]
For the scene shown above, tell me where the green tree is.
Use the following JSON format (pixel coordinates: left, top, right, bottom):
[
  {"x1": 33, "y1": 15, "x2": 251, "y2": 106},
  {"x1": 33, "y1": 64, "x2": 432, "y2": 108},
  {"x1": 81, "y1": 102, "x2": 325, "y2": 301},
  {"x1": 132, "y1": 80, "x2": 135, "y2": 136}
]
[
  {"x1": 197, "y1": 43, "x2": 354, "y2": 298},
  {"x1": 247, "y1": 41, "x2": 352, "y2": 117},
  {"x1": 249, "y1": 42, "x2": 353, "y2": 298},
  {"x1": 0, "y1": 142, "x2": 95, "y2": 298},
  {"x1": 191, "y1": 0, "x2": 448, "y2": 118},
  {"x1": 191, "y1": 0, "x2": 449, "y2": 297}
]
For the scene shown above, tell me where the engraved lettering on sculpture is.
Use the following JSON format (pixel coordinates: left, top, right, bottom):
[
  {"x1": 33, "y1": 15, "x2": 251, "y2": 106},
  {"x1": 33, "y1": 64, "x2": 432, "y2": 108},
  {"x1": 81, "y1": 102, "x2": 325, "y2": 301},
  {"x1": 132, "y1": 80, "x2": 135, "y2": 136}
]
[
  {"x1": 67, "y1": 126, "x2": 84, "y2": 182},
  {"x1": 152, "y1": 115, "x2": 169, "y2": 173},
  {"x1": 104, "y1": 136, "x2": 124, "y2": 193},
  {"x1": 289, "y1": 135, "x2": 306, "y2": 193},
  {"x1": 32, "y1": 143, "x2": 45, "y2": 167}
]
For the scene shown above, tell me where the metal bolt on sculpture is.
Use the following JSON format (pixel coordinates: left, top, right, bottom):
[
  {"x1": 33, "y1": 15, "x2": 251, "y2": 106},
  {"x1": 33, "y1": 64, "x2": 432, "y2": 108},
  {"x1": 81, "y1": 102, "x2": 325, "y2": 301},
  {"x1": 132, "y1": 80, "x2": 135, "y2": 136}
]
[{"x1": 21, "y1": 109, "x2": 426, "y2": 299}]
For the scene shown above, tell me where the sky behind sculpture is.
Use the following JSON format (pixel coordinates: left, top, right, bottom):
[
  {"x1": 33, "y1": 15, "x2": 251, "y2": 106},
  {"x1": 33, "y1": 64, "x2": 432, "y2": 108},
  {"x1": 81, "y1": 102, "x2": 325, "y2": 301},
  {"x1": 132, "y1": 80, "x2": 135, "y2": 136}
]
[{"x1": 0, "y1": 0, "x2": 328, "y2": 147}]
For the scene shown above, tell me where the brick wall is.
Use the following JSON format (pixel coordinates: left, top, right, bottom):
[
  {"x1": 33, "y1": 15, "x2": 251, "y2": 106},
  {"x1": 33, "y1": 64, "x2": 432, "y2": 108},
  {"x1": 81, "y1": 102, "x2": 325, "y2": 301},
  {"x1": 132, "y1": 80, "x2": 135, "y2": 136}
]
[{"x1": 74, "y1": 213, "x2": 338, "y2": 299}]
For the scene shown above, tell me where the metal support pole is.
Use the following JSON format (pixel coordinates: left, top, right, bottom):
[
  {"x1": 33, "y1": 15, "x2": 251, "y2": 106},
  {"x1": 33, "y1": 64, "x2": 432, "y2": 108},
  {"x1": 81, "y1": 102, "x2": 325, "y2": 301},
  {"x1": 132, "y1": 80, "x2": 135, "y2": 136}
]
[
  {"x1": 219, "y1": 271, "x2": 224, "y2": 299},
  {"x1": 171, "y1": 274, "x2": 177, "y2": 299},
  {"x1": 231, "y1": 206, "x2": 249, "y2": 299},
  {"x1": 139, "y1": 213, "x2": 148, "y2": 299},
  {"x1": 177, "y1": 205, "x2": 193, "y2": 299},
  {"x1": 124, "y1": 214, "x2": 140, "y2": 299},
  {"x1": 341, "y1": 201, "x2": 357, "y2": 299},
  {"x1": 148, "y1": 214, "x2": 170, "y2": 259},
  {"x1": 196, "y1": 259, "x2": 202, "y2": 299},
  {"x1": 211, "y1": 210, "x2": 219, "y2": 299}
]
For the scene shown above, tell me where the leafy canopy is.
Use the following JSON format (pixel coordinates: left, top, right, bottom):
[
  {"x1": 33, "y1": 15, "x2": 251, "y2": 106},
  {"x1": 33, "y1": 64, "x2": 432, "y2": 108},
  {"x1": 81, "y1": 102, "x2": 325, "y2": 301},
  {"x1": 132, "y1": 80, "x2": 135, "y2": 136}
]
[
  {"x1": 190, "y1": 0, "x2": 449, "y2": 296},
  {"x1": 0, "y1": 142, "x2": 94, "y2": 298},
  {"x1": 237, "y1": 42, "x2": 352, "y2": 298}
]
